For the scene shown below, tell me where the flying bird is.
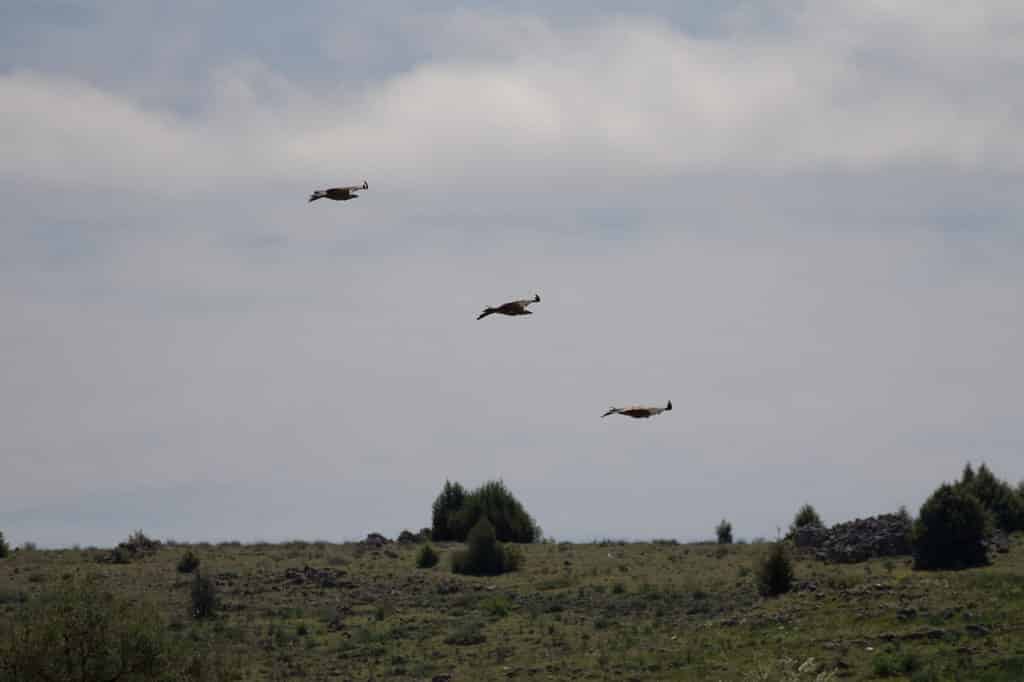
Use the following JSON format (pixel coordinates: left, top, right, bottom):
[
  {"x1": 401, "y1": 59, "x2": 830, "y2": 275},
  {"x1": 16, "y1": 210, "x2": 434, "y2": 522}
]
[
  {"x1": 309, "y1": 181, "x2": 369, "y2": 202},
  {"x1": 476, "y1": 294, "x2": 541, "y2": 320},
  {"x1": 601, "y1": 401, "x2": 673, "y2": 419}
]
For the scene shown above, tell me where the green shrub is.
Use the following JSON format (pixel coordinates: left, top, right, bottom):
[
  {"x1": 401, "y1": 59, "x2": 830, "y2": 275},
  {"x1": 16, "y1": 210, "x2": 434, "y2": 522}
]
[
  {"x1": 177, "y1": 550, "x2": 200, "y2": 574},
  {"x1": 716, "y1": 519, "x2": 733, "y2": 544},
  {"x1": 451, "y1": 518, "x2": 521, "y2": 576},
  {"x1": 190, "y1": 572, "x2": 218, "y2": 619},
  {"x1": 416, "y1": 544, "x2": 439, "y2": 569},
  {"x1": 913, "y1": 483, "x2": 990, "y2": 570},
  {"x1": 756, "y1": 542, "x2": 794, "y2": 597},
  {"x1": 0, "y1": 575, "x2": 232, "y2": 680},
  {"x1": 790, "y1": 504, "x2": 823, "y2": 534},
  {"x1": 0, "y1": 531, "x2": 8, "y2": 558}
]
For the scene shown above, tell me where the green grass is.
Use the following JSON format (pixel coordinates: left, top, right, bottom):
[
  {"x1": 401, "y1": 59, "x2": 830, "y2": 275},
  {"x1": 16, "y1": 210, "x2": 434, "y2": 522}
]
[{"x1": 0, "y1": 535, "x2": 1022, "y2": 679}]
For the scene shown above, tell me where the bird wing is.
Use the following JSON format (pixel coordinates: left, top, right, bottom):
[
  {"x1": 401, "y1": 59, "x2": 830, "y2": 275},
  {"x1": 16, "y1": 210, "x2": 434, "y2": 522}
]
[{"x1": 331, "y1": 183, "x2": 366, "y2": 193}]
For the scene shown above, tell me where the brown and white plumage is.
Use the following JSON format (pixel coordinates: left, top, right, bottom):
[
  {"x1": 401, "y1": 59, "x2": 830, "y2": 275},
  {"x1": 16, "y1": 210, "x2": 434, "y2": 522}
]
[
  {"x1": 601, "y1": 401, "x2": 673, "y2": 419},
  {"x1": 476, "y1": 294, "x2": 540, "y2": 320},
  {"x1": 309, "y1": 180, "x2": 369, "y2": 202}
]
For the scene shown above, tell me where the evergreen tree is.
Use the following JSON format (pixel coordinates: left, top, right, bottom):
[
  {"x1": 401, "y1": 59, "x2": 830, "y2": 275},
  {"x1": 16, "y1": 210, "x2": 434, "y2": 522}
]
[
  {"x1": 716, "y1": 519, "x2": 733, "y2": 544},
  {"x1": 431, "y1": 480, "x2": 467, "y2": 541},
  {"x1": 960, "y1": 463, "x2": 1024, "y2": 533},
  {"x1": 913, "y1": 483, "x2": 990, "y2": 570}
]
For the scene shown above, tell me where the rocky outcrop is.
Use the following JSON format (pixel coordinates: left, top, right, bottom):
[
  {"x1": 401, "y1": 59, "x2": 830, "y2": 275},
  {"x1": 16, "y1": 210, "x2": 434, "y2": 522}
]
[{"x1": 793, "y1": 514, "x2": 913, "y2": 564}]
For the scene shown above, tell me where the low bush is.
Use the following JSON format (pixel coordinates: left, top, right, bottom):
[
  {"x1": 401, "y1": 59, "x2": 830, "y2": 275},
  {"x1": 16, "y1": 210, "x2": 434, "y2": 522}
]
[
  {"x1": 756, "y1": 542, "x2": 795, "y2": 597},
  {"x1": 913, "y1": 483, "x2": 989, "y2": 570},
  {"x1": 177, "y1": 550, "x2": 200, "y2": 574},
  {"x1": 716, "y1": 519, "x2": 733, "y2": 544},
  {"x1": 416, "y1": 544, "x2": 439, "y2": 569},
  {"x1": 451, "y1": 518, "x2": 521, "y2": 576}
]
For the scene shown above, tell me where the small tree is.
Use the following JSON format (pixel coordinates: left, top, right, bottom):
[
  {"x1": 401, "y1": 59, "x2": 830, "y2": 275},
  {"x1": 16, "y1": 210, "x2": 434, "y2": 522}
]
[
  {"x1": 0, "y1": 531, "x2": 8, "y2": 558},
  {"x1": 913, "y1": 483, "x2": 990, "y2": 570},
  {"x1": 756, "y1": 542, "x2": 794, "y2": 597},
  {"x1": 416, "y1": 544, "x2": 439, "y2": 569},
  {"x1": 790, "y1": 504, "x2": 823, "y2": 534},
  {"x1": 716, "y1": 519, "x2": 733, "y2": 544}
]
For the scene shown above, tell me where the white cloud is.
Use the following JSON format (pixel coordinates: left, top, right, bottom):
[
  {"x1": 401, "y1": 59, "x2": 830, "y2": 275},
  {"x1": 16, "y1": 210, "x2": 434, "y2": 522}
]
[{"x1": 3, "y1": 4, "x2": 1024, "y2": 197}]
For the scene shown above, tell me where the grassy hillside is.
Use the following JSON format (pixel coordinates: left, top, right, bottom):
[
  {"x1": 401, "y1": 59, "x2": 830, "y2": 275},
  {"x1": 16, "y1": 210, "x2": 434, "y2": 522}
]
[{"x1": 1, "y1": 536, "x2": 1023, "y2": 680}]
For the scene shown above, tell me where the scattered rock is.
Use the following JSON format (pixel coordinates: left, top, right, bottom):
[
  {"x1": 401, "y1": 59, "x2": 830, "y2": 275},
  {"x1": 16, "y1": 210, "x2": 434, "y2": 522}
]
[
  {"x1": 284, "y1": 565, "x2": 346, "y2": 588},
  {"x1": 965, "y1": 624, "x2": 991, "y2": 637}
]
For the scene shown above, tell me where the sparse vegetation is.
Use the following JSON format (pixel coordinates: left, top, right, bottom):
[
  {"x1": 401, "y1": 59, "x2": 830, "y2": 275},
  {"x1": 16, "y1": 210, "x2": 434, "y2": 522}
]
[
  {"x1": 415, "y1": 543, "x2": 439, "y2": 568},
  {"x1": 0, "y1": 574, "x2": 234, "y2": 680},
  {"x1": 0, "y1": 532, "x2": 1022, "y2": 680},
  {"x1": 716, "y1": 519, "x2": 733, "y2": 544},
  {"x1": 913, "y1": 482, "x2": 990, "y2": 570},
  {"x1": 756, "y1": 542, "x2": 794, "y2": 597},
  {"x1": 177, "y1": 549, "x2": 200, "y2": 573}
]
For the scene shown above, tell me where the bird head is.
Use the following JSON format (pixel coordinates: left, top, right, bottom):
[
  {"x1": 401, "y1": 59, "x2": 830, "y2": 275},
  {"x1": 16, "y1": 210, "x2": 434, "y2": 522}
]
[
  {"x1": 362, "y1": 180, "x2": 369, "y2": 190},
  {"x1": 533, "y1": 294, "x2": 541, "y2": 303},
  {"x1": 666, "y1": 400, "x2": 673, "y2": 411}
]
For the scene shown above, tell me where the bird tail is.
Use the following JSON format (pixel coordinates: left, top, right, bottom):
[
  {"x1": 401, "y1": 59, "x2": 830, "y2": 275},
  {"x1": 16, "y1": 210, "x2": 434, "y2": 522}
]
[
  {"x1": 601, "y1": 408, "x2": 618, "y2": 418},
  {"x1": 309, "y1": 190, "x2": 325, "y2": 202},
  {"x1": 477, "y1": 308, "x2": 495, "y2": 320}
]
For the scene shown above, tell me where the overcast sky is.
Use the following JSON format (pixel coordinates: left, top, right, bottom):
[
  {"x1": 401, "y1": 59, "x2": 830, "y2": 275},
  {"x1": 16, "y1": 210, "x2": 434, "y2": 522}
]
[{"x1": 2, "y1": 1, "x2": 1023, "y2": 548}]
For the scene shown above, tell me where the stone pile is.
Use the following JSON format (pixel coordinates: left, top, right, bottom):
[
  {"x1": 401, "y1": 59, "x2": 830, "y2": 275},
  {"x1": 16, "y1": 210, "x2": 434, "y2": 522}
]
[
  {"x1": 793, "y1": 513, "x2": 913, "y2": 564},
  {"x1": 363, "y1": 532, "x2": 391, "y2": 548}
]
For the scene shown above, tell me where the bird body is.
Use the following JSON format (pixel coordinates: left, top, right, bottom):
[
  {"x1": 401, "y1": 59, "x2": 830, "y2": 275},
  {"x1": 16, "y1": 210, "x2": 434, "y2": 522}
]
[
  {"x1": 309, "y1": 181, "x2": 368, "y2": 202},
  {"x1": 477, "y1": 294, "x2": 540, "y2": 320},
  {"x1": 602, "y1": 401, "x2": 673, "y2": 419}
]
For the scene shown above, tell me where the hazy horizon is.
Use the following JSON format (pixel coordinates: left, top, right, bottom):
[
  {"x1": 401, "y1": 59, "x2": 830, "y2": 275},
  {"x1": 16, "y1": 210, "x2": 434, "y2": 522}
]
[{"x1": 3, "y1": 2, "x2": 1023, "y2": 549}]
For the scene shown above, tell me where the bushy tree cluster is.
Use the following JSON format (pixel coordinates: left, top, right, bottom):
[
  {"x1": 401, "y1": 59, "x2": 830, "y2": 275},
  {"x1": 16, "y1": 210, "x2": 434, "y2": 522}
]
[
  {"x1": 431, "y1": 479, "x2": 540, "y2": 543},
  {"x1": 957, "y1": 463, "x2": 1024, "y2": 533},
  {"x1": 451, "y1": 518, "x2": 522, "y2": 576},
  {"x1": 0, "y1": 530, "x2": 9, "y2": 558},
  {"x1": 913, "y1": 482, "x2": 990, "y2": 570}
]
